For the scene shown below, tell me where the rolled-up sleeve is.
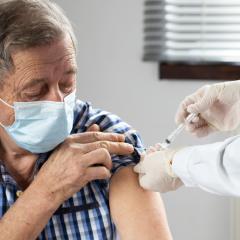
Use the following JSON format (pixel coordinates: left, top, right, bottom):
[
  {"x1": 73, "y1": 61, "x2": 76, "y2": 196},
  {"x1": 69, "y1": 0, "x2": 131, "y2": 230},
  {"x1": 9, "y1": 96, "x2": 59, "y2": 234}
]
[
  {"x1": 110, "y1": 130, "x2": 144, "y2": 174},
  {"x1": 73, "y1": 101, "x2": 145, "y2": 174}
]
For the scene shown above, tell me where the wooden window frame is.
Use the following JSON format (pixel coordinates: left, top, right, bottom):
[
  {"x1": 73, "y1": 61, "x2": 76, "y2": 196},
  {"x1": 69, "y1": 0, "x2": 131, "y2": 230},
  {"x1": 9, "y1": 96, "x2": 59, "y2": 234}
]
[{"x1": 159, "y1": 62, "x2": 240, "y2": 81}]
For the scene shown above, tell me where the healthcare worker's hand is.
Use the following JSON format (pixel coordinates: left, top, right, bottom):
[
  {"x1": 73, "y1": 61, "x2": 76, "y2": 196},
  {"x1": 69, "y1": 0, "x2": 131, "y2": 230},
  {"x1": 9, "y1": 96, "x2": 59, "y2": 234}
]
[
  {"x1": 175, "y1": 80, "x2": 240, "y2": 137},
  {"x1": 35, "y1": 131, "x2": 134, "y2": 204},
  {"x1": 134, "y1": 147, "x2": 183, "y2": 193}
]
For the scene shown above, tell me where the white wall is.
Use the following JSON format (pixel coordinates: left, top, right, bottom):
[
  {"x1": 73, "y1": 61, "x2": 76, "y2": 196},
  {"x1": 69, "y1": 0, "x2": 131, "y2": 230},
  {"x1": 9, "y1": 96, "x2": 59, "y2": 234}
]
[{"x1": 57, "y1": 1, "x2": 232, "y2": 239}]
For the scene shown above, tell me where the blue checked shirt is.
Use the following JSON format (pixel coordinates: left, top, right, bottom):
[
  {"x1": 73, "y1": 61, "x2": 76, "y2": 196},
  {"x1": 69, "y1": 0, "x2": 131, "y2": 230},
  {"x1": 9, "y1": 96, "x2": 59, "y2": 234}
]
[{"x1": 0, "y1": 100, "x2": 144, "y2": 240}]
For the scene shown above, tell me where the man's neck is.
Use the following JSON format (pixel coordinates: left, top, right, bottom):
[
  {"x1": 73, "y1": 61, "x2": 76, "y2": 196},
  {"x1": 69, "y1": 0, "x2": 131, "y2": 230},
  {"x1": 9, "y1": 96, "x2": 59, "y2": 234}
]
[{"x1": 0, "y1": 128, "x2": 38, "y2": 190}]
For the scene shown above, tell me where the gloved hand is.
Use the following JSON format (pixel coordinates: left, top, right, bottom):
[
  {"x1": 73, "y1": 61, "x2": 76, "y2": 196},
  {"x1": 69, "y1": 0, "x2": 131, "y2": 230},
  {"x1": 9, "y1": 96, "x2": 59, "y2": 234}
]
[
  {"x1": 134, "y1": 147, "x2": 183, "y2": 193},
  {"x1": 175, "y1": 80, "x2": 240, "y2": 137}
]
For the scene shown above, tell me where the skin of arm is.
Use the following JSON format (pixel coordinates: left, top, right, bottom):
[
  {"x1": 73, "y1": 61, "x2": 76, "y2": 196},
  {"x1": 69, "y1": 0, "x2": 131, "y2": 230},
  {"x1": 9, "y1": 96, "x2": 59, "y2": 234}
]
[{"x1": 109, "y1": 166, "x2": 173, "y2": 240}]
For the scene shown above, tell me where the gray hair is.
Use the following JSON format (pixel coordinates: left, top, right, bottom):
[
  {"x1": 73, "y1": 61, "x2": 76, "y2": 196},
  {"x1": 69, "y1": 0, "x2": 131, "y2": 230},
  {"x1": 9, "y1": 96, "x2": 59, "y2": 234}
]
[{"x1": 0, "y1": 0, "x2": 77, "y2": 82}]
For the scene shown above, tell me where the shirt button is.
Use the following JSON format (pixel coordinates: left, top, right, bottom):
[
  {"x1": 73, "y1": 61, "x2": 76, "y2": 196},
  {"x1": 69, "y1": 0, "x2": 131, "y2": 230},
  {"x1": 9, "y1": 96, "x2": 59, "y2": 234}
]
[{"x1": 16, "y1": 190, "x2": 23, "y2": 198}]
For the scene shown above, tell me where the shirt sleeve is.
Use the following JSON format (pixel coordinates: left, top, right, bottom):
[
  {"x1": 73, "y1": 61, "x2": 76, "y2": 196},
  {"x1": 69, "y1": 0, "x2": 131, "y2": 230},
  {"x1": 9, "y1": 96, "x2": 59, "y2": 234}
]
[
  {"x1": 73, "y1": 101, "x2": 145, "y2": 174},
  {"x1": 172, "y1": 135, "x2": 240, "y2": 197}
]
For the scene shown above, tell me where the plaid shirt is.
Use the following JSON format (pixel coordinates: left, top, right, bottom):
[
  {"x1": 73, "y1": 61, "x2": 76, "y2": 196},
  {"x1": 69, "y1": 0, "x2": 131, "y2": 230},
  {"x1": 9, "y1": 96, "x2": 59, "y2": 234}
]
[{"x1": 0, "y1": 100, "x2": 144, "y2": 240}]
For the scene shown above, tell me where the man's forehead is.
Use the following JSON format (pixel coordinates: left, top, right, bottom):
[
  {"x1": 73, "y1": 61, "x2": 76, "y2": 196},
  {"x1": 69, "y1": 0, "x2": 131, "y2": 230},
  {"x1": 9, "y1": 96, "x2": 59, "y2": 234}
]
[
  {"x1": 13, "y1": 52, "x2": 76, "y2": 71},
  {"x1": 13, "y1": 36, "x2": 76, "y2": 70},
  {"x1": 14, "y1": 53, "x2": 76, "y2": 72}
]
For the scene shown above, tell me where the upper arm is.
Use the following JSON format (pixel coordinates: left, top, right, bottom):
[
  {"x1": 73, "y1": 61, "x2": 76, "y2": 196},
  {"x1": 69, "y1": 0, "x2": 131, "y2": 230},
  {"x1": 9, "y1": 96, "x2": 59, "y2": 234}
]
[
  {"x1": 78, "y1": 102, "x2": 172, "y2": 238},
  {"x1": 109, "y1": 166, "x2": 172, "y2": 240}
]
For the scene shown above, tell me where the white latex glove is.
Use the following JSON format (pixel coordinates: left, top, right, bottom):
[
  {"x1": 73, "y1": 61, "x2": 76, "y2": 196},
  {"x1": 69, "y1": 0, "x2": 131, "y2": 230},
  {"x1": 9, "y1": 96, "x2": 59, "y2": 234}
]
[
  {"x1": 175, "y1": 80, "x2": 240, "y2": 137},
  {"x1": 134, "y1": 147, "x2": 183, "y2": 193}
]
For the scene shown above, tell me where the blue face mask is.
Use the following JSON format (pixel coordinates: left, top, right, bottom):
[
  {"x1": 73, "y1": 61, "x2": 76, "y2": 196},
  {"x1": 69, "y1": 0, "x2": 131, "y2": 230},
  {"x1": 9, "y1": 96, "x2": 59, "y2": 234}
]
[{"x1": 0, "y1": 91, "x2": 76, "y2": 153}]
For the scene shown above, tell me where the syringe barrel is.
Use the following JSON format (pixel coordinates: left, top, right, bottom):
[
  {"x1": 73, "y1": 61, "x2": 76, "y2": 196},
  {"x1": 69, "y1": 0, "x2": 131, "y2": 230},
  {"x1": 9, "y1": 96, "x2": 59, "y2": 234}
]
[{"x1": 165, "y1": 113, "x2": 197, "y2": 144}]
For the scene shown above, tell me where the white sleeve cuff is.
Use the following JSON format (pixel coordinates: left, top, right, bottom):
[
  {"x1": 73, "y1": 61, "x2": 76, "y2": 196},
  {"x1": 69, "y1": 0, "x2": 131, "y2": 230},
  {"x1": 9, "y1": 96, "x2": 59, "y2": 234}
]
[{"x1": 172, "y1": 147, "x2": 198, "y2": 187}]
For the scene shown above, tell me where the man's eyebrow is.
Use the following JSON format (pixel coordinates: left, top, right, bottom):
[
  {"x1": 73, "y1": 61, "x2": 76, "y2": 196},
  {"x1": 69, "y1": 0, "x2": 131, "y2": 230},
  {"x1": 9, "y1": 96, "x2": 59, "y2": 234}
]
[{"x1": 21, "y1": 78, "x2": 46, "y2": 90}]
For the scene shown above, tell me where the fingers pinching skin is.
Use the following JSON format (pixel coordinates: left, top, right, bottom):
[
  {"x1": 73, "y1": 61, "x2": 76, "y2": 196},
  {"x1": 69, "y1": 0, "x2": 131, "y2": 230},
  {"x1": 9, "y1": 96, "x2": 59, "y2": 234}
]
[
  {"x1": 139, "y1": 174, "x2": 150, "y2": 189},
  {"x1": 135, "y1": 149, "x2": 183, "y2": 193},
  {"x1": 146, "y1": 146, "x2": 157, "y2": 154},
  {"x1": 133, "y1": 162, "x2": 145, "y2": 174}
]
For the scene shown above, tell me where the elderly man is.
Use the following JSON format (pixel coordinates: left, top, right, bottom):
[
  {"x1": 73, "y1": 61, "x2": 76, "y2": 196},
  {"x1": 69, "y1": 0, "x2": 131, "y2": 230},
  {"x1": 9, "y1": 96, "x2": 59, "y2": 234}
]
[{"x1": 0, "y1": 0, "x2": 172, "y2": 239}]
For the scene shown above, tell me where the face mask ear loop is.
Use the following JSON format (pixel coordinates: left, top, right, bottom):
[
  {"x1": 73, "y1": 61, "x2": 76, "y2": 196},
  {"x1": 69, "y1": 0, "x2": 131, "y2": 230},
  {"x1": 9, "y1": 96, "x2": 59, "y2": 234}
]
[
  {"x1": 0, "y1": 98, "x2": 14, "y2": 128},
  {"x1": 0, "y1": 98, "x2": 14, "y2": 109}
]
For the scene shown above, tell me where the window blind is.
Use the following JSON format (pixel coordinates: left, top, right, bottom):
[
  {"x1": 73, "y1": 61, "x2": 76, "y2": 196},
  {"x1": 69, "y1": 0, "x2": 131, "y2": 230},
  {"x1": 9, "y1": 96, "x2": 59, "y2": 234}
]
[{"x1": 143, "y1": 0, "x2": 240, "y2": 63}]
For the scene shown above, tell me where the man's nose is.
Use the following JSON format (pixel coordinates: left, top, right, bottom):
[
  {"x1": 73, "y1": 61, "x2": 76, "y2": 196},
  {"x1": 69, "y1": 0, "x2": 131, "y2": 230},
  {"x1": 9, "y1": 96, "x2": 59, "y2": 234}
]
[{"x1": 48, "y1": 90, "x2": 64, "y2": 102}]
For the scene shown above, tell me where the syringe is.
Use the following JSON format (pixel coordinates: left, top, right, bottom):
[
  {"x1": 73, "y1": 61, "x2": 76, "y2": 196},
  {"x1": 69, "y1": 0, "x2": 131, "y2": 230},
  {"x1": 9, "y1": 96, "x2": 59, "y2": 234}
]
[{"x1": 160, "y1": 113, "x2": 197, "y2": 149}]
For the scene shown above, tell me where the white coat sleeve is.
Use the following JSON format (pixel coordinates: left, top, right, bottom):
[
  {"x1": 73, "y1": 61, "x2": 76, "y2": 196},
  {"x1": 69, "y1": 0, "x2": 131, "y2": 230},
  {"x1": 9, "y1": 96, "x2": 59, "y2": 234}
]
[{"x1": 172, "y1": 135, "x2": 240, "y2": 197}]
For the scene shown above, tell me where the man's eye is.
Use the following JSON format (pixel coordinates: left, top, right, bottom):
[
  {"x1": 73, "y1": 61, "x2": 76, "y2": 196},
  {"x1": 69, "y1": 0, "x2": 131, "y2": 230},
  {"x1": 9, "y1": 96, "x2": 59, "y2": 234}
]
[
  {"x1": 26, "y1": 93, "x2": 41, "y2": 100},
  {"x1": 23, "y1": 90, "x2": 43, "y2": 101}
]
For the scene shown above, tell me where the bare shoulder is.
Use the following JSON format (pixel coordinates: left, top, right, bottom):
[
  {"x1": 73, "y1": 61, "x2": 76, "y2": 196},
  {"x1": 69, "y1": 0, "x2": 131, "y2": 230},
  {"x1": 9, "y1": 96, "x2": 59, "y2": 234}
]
[{"x1": 109, "y1": 166, "x2": 173, "y2": 240}]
